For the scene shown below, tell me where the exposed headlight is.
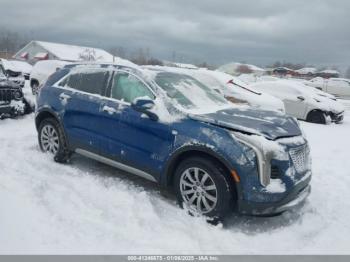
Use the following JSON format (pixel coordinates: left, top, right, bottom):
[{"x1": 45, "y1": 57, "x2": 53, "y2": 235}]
[{"x1": 231, "y1": 132, "x2": 274, "y2": 186}]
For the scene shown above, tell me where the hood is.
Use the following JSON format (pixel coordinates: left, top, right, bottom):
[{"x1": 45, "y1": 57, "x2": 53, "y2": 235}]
[
  {"x1": 191, "y1": 107, "x2": 302, "y2": 140},
  {"x1": 0, "y1": 79, "x2": 22, "y2": 89}
]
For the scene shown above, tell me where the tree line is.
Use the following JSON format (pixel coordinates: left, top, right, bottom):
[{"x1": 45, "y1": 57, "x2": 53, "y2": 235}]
[{"x1": 0, "y1": 28, "x2": 349, "y2": 78}]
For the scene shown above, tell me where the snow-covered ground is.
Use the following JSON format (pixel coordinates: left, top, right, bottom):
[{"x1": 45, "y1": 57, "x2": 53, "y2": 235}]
[{"x1": 1, "y1": 103, "x2": 350, "y2": 254}]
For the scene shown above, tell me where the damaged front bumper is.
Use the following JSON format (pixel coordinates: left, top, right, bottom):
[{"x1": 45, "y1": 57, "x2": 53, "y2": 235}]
[
  {"x1": 237, "y1": 172, "x2": 311, "y2": 216},
  {"x1": 328, "y1": 111, "x2": 344, "y2": 123}
]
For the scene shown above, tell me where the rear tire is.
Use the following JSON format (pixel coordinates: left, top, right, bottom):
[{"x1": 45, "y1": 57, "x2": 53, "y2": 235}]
[
  {"x1": 173, "y1": 157, "x2": 234, "y2": 223},
  {"x1": 306, "y1": 110, "x2": 326, "y2": 124},
  {"x1": 38, "y1": 118, "x2": 71, "y2": 163}
]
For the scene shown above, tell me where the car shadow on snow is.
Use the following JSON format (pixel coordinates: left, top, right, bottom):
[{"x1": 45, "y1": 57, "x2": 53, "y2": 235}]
[
  {"x1": 224, "y1": 200, "x2": 312, "y2": 233},
  {"x1": 69, "y1": 154, "x2": 176, "y2": 200},
  {"x1": 68, "y1": 153, "x2": 311, "y2": 233}
]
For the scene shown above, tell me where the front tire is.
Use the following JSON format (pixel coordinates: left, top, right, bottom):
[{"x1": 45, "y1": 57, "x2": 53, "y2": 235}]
[
  {"x1": 173, "y1": 157, "x2": 234, "y2": 222},
  {"x1": 306, "y1": 110, "x2": 326, "y2": 124},
  {"x1": 38, "y1": 118, "x2": 71, "y2": 163}
]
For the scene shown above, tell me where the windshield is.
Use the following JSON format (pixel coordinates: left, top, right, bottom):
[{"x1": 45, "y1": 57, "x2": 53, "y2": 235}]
[{"x1": 155, "y1": 72, "x2": 231, "y2": 114}]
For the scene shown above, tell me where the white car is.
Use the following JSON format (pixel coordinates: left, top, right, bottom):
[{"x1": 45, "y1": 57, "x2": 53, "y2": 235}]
[
  {"x1": 306, "y1": 77, "x2": 350, "y2": 99},
  {"x1": 250, "y1": 80, "x2": 345, "y2": 124},
  {"x1": 30, "y1": 60, "x2": 71, "y2": 94}
]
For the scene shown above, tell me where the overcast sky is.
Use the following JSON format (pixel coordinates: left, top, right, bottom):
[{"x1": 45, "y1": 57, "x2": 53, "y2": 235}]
[{"x1": 1, "y1": 0, "x2": 349, "y2": 69}]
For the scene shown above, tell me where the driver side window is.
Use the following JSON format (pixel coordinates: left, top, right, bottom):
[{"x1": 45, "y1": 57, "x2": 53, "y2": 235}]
[{"x1": 111, "y1": 72, "x2": 155, "y2": 103}]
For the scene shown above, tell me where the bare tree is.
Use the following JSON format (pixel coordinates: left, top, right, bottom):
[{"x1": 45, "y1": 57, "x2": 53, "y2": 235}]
[
  {"x1": 0, "y1": 29, "x2": 27, "y2": 59},
  {"x1": 79, "y1": 48, "x2": 97, "y2": 61},
  {"x1": 109, "y1": 46, "x2": 128, "y2": 59}
]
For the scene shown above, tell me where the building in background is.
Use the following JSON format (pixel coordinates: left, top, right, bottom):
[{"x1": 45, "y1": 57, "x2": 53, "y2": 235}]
[
  {"x1": 316, "y1": 69, "x2": 340, "y2": 78},
  {"x1": 295, "y1": 67, "x2": 317, "y2": 79},
  {"x1": 13, "y1": 41, "x2": 115, "y2": 65}
]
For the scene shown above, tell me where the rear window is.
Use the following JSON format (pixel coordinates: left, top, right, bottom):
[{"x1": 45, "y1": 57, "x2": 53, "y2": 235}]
[{"x1": 62, "y1": 70, "x2": 109, "y2": 95}]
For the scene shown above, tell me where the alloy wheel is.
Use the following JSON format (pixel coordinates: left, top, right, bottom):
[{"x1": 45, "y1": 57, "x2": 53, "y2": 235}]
[
  {"x1": 180, "y1": 167, "x2": 218, "y2": 214},
  {"x1": 40, "y1": 124, "x2": 59, "y2": 155}
]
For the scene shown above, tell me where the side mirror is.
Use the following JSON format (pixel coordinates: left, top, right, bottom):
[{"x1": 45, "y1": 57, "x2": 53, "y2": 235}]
[
  {"x1": 297, "y1": 96, "x2": 305, "y2": 101},
  {"x1": 131, "y1": 98, "x2": 159, "y2": 121}
]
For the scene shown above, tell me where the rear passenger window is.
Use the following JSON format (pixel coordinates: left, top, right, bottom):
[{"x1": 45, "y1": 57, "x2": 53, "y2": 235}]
[
  {"x1": 65, "y1": 73, "x2": 81, "y2": 89},
  {"x1": 63, "y1": 70, "x2": 109, "y2": 95}
]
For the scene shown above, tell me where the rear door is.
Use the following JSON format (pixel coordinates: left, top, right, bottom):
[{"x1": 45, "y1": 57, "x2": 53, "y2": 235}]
[{"x1": 57, "y1": 68, "x2": 110, "y2": 153}]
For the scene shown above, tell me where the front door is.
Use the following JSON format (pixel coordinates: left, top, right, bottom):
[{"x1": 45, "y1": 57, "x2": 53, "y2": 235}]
[{"x1": 100, "y1": 70, "x2": 174, "y2": 181}]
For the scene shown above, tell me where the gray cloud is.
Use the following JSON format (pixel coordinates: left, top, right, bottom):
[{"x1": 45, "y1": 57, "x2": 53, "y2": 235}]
[{"x1": 1, "y1": 0, "x2": 350, "y2": 69}]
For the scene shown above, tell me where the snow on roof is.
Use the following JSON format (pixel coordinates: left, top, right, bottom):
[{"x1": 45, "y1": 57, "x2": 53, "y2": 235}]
[
  {"x1": 163, "y1": 61, "x2": 198, "y2": 69},
  {"x1": 0, "y1": 59, "x2": 33, "y2": 74},
  {"x1": 35, "y1": 41, "x2": 115, "y2": 62},
  {"x1": 319, "y1": 69, "x2": 339, "y2": 74},
  {"x1": 295, "y1": 67, "x2": 317, "y2": 74}
]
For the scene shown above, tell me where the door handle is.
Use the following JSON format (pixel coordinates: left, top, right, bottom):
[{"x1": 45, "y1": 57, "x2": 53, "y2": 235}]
[
  {"x1": 59, "y1": 93, "x2": 71, "y2": 100},
  {"x1": 102, "y1": 105, "x2": 117, "y2": 114}
]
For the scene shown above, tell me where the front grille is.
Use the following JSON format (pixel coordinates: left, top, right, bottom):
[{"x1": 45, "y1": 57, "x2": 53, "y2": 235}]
[
  {"x1": 271, "y1": 166, "x2": 280, "y2": 179},
  {"x1": 0, "y1": 89, "x2": 13, "y2": 104},
  {"x1": 289, "y1": 144, "x2": 309, "y2": 173}
]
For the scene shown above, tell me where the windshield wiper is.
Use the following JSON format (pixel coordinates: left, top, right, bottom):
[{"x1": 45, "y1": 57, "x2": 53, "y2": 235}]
[{"x1": 227, "y1": 79, "x2": 262, "y2": 95}]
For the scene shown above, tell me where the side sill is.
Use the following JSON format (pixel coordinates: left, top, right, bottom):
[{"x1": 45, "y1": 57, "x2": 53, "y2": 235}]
[{"x1": 75, "y1": 148, "x2": 157, "y2": 183}]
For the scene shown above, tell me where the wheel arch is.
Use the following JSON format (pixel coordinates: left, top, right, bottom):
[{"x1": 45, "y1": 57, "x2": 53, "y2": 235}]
[
  {"x1": 161, "y1": 145, "x2": 242, "y2": 201},
  {"x1": 35, "y1": 108, "x2": 61, "y2": 130},
  {"x1": 306, "y1": 108, "x2": 326, "y2": 120},
  {"x1": 30, "y1": 78, "x2": 39, "y2": 87}
]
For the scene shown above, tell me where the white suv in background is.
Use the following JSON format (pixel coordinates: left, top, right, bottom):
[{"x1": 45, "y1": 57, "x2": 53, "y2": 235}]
[
  {"x1": 30, "y1": 60, "x2": 71, "y2": 94},
  {"x1": 306, "y1": 77, "x2": 350, "y2": 99}
]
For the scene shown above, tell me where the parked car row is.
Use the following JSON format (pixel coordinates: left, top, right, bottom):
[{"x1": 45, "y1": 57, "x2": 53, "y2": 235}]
[
  {"x1": 237, "y1": 75, "x2": 345, "y2": 124},
  {"x1": 250, "y1": 79, "x2": 345, "y2": 124},
  {"x1": 35, "y1": 63, "x2": 312, "y2": 222},
  {"x1": 305, "y1": 77, "x2": 350, "y2": 99}
]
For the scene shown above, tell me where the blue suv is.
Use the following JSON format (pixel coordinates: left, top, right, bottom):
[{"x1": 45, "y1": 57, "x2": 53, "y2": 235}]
[{"x1": 35, "y1": 63, "x2": 312, "y2": 221}]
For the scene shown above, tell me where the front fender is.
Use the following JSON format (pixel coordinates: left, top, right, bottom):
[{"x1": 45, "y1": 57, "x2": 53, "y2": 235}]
[{"x1": 160, "y1": 142, "x2": 244, "y2": 201}]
